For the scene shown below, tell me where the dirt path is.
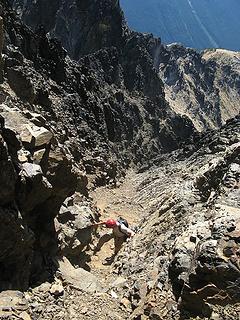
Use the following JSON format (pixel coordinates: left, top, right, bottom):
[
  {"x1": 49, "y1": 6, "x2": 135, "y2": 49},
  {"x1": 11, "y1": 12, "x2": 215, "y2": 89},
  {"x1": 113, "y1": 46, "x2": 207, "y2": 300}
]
[
  {"x1": 91, "y1": 170, "x2": 142, "y2": 225},
  {"x1": 89, "y1": 170, "x2": 144, "y2": 285},
  {"x1": 63, "y1": 170, "x2": 145, "y2": 320},
  {"x1": 1, "y1": 171, "x2": 146, "y2": 320}
]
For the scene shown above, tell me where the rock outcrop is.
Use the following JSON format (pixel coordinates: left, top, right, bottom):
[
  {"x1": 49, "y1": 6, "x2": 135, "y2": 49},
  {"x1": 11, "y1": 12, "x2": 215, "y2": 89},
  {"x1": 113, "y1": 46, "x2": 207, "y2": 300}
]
[
  {"x1": 11, "y1": 0, "x2": 127, "y2": 59},
  {"x1": 0, "y1": 105, "x2": 78, "y2": 290},
  {"x1": 0, "y1": 0, "x2": 195, "y2": 292},
  {"x1": 10, "y1": 0, "x2": 240, "y2": 133},
  {"x1": 115, "y1": 116, "x2": 240, "y2": 319},
  {"x1": 0, "y1": 0, "x2": 239, "y2": 319},
  {"x1": 55, "y1": 193, "x2": 97, "y2": 259},
  {"x1": 157, "y1": 44, "x2": 240, "y2": 131}
]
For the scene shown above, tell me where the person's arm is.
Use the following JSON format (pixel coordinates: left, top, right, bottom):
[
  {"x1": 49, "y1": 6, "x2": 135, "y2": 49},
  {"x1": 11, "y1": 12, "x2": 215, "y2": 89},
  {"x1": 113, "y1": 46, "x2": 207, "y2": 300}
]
[{"x1": 91, "y1": 221, "x2": 106, "y2": 227}]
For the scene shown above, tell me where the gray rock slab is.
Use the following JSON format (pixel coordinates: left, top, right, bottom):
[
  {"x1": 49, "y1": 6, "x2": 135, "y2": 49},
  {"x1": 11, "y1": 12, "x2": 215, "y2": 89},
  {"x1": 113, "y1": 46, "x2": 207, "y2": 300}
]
[{"x1": 58, "y1": 257, "x2": 102, "y2": 293}]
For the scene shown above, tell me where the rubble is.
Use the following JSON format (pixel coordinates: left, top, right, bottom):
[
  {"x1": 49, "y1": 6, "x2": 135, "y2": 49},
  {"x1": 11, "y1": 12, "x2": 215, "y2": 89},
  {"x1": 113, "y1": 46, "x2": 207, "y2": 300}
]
[{"x1": 0, "y1": 0, "x2": 239, "y2": 319}]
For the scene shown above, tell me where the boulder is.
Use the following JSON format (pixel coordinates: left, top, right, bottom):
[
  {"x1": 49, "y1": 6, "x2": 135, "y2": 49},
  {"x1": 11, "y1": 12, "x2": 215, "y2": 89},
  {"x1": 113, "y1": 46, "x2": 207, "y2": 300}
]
[
  {"x1": 18, "y1": 163, "x2": 52, "y2": 212},
  {"x1": 56, "y1": 194, "x2": 96, "y2": 256},
  {"x1": 22, "y1": 125, "x2": 53, "y2": 148},
  {"x1": 2, "y1": 109, "x2": 53, "y2": 149},
  {"x1": 58, "y1": 257, "x2": 102, "y2": 293}
]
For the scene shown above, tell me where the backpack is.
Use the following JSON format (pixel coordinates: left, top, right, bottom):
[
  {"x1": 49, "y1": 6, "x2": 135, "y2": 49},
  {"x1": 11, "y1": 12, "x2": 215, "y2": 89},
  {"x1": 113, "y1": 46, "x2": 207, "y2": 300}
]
[{"x1": 117, "y1": 217, "x2": 129, "y2": 228}]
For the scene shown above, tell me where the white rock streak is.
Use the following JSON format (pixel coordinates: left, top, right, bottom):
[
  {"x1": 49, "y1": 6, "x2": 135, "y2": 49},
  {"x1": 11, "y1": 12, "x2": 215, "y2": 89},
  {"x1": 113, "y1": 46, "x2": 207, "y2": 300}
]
[{"x1": 187, "y1": 0, "x2": 219, "y2": 48}]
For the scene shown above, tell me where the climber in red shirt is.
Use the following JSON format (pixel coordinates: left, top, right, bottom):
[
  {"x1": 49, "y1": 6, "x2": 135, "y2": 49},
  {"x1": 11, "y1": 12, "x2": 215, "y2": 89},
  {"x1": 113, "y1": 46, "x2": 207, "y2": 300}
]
[{"x1": 92, "y1": 218, "x2": 135, "y2": 256}]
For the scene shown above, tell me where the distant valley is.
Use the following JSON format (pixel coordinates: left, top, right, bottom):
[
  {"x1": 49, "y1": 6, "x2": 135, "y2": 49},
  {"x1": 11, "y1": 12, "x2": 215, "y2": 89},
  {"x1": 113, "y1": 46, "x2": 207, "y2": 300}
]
[{"x1": 120, "y1": 0, "x2": 240, "y2": 50}]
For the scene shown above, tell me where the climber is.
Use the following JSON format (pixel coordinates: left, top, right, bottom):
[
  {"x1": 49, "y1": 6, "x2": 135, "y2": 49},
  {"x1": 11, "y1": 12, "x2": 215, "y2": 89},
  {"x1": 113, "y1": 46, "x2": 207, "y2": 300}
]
[{"x1": 92, "y1": 217, "x2": 135, "y2": 258}]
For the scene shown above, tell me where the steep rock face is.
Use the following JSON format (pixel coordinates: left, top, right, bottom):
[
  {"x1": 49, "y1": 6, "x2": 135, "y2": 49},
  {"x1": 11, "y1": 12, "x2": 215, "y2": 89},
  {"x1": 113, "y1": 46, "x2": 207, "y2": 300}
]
[
  {"x1": 157, "y1": 44, "x2": 240, "y2": 131},
  {"x1": 0, "y1": 129, "x2": 32, "y2": 290},
  {"x1": 11, "y1": 0, "x2": 240, "y2": 133},
  {"x1": 0, "y1": 0, "x2": 196, "y2": 290},
  {"x1": 114, "y1": 116, "x2": 240, "y2": 319},
  {"x1": 2, "y1": 1, "x2": 195, "y2": 180},
  {"x1": 0, "y1": 104, "x2": 78, "y2": 290},
  {"x1": 12, "y1": 0, "x2": 127, "y2": 59},
  {"x1": 0, "y1": 0, "x2": 239, "y2": 308}
]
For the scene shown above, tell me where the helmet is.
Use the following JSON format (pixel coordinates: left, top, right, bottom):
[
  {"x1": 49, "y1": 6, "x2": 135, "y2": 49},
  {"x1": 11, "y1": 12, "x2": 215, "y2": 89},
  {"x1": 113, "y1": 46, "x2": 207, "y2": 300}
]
[{"x1": 105, "y1": 219, "x2": 117, "y2": 228}]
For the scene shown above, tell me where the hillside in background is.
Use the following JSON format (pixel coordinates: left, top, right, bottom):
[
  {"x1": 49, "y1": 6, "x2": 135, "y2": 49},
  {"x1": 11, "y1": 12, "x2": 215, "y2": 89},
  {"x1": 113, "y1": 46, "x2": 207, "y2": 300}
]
[
  {"x1": 120, "y1": 0, "x2": 240, "y2": 51},
  {"x1": 0, "y1": 0, "x2": 240, "y2": 319}
]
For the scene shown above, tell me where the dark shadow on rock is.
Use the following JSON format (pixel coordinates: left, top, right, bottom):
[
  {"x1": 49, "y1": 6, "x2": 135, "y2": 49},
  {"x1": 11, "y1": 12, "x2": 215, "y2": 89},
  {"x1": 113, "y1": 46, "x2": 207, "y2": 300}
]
[
  {"x1": 66, "y1": 249, "x2": 92, "y2": 272},
  {"x1": 168, "y1": 260, "x2": 212, "y2": 319},
  {"x1": 102, "y1": 255, "x2": 115, "y2": 266}
]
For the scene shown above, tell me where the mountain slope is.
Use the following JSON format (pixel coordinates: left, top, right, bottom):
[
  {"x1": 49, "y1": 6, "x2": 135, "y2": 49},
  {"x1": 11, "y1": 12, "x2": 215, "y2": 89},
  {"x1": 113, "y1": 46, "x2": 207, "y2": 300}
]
[
  {"x1": 0, "y1": 0, "x2": 196, "y2": 291},
  {"x1": 0, "y1": 1, "x2": 240, "y2": 319},
  {"x1": 9, "y1": 0, "x2": 240, "y2": 132},
  {"x1": 116, "y1": 115, "x2": 240, "y2": 319},
  {"x1": 157, "y1": 45, "x2": 240, "y2": 131},
  {"x1": 120, "y1": 0, "x2": 240, "y2": 51},
  {"x1": 11, "y1": 0, "x2": 128, "y2": 59}
]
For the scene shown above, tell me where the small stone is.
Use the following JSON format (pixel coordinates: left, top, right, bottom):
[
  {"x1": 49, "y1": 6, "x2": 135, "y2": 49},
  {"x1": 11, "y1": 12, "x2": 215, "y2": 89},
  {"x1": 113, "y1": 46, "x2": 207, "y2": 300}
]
[
  {"x1": 110, "y1": 290, "x2": 118, "y2": 299},
  {"x1": 33, "y1": 149, "x2": 46, "y2": 164},
  {"x1": 157, "y1": 282, "x2": 163, "y2": 290},
  {"x1": 210, "y1": 311, "x2": 220, "y2": 320},
  {"x1": 111, "y1": 276, "x2": 127, "y2": 288},
  {"x1": 17, "y1": 149, "x2": 30, "y2": 163},
  {"x1": 120, "y1": 297, "x2": 131, "y2": 309},
  {"x1": 147, "y1": 281, "x2": 155, "y2": 289},
  {"x1": 37, "y1": 282, "x2": 51, "y2": 292},
  {"x1": 30, "y1": 302, "x2": 39, "y2": 309},
  {"x1": 116, "y1": 181, "x2": 121, "y2": 188},
  {"x1": 50, "y1": 283, "x2": 64, "y2": 296},
  {"x1": 24, "y1": 293, "x2": 31, "y2": 301},
  {"x1": 81, "y1": 307, "x2": 88, "y2": 314},
  {"x1": 57, "y1": 311, "x2": 65, "y2": 317},
  {"x1": 19, "y1": 311, "x2": 31, "y2": 320},
  {"x1": 2, "y1": 306, "x2": 12, "y2": 311},
  {"x1": 190, "y1": 235, "x2": 196, "y2": 243}
]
